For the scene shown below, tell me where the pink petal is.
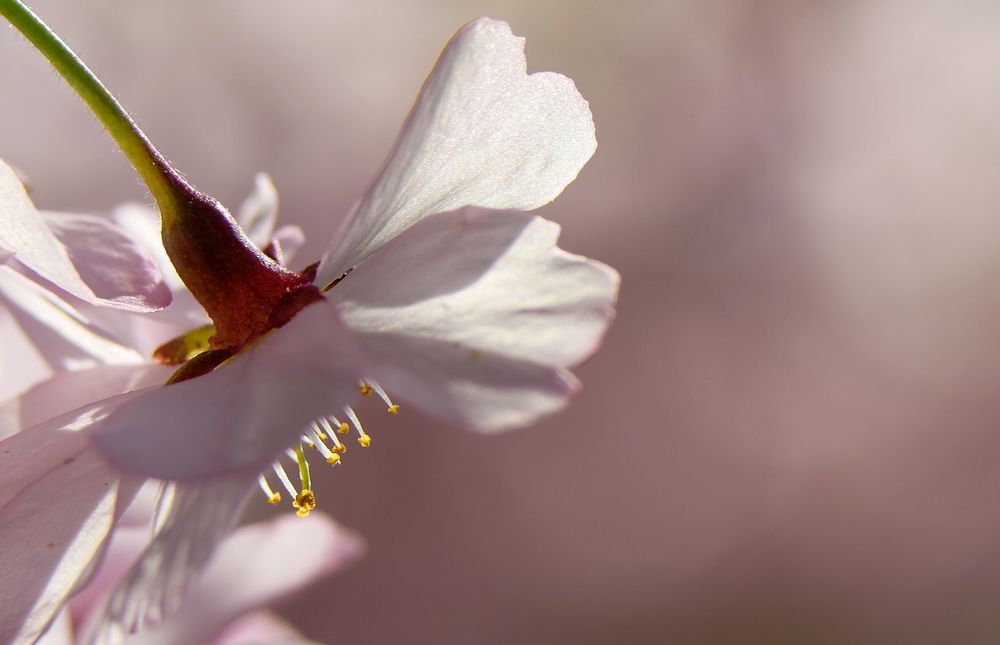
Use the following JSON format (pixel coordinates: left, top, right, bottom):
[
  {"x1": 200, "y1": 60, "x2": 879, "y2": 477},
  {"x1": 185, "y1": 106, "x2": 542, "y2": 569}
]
[
  {"x1": 0, "y1": 161, "x2": 170, "y2": 312},
  {"x1": 335, "y1": 207, "x2": 619, "y2": 431},
  {"x1": 0, "y1": 266, "x2": 144, "y2": 373},
  {"x1": 42, "y1": 211, "x2": 173, "y2": 312},
  {"x1": 111, "y1": 204, "x2": 184, "y2": 295},
  {"x1": 111, "y1": 513, "x2": 364, "y2": 645},
  {"x1": 0, "y1": 367, "x2": 170, "y2": 642},
  {"x1": 0, "y1": 161, "x2": 90, "y2": 304},
  {"x1": 233, "y1": 174, "x2": 305, "y2": 265},
  {"x1": 1, "y1": 363, "x2": 171, "y2": 441},
  {"x1": 212, "y1": 611, "x2": 322, "y2": 645},
  {"x1": 93, "y1": 300, "x2": 363, "y2": 480},
  {"x1": 271, "y1": 224, "x2": 306, "y2": 266},
  {"x1": 35, "y1": 610, "x2": 73, "y2": 645},
  {"x1": 316, "y1": 17, "x2": 597, "y2": 285},
  {"x1": 67, "y1": 520, "x2": 151, "y2": 630},
  {"x1": 86, "y1": 478, "x2": 251, "y2": 643},
  {"x1": 235, "y1": 173, "x2": 280, "y2": 250},
  {"x1": 0, "y1": 306, "x2": 52, "y2": 403},
  {"x1": 0, "y1": 401, "x2": 141, "y2": 644}
]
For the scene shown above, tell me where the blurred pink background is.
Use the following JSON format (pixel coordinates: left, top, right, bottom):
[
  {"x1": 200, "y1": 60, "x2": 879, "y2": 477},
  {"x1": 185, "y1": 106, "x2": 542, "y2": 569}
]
[{"x1": 5, "y1": 1, "x2": 1000, "y2": 643}]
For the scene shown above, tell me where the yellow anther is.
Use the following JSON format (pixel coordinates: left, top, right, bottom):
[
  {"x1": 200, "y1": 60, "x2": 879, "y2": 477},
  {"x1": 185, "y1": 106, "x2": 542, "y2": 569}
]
[
  {"x1": 258, "y1": 473, "x2": 284, "y2": 506},
  {"x1": 292, "y1": 490, "x2": 316, "y2": 518},
  {"x1": 262, "y1": 392, "x2": 400, "y2": 513}
]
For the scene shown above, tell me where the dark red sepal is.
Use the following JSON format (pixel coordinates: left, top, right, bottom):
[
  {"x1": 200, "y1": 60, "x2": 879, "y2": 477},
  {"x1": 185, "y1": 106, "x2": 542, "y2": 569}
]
[{"x1": 162, "y1": 187, "x2": 315, "y2": 351}]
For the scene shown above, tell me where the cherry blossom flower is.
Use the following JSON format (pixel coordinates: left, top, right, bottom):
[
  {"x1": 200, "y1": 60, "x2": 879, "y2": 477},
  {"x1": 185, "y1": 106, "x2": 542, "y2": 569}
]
[
  {"x1": 97, "y1": 15, "x2": 616, "y2": 477},
  {"x1": 1, "y1": 16, "x2": 618, "y2": 642},
  {"x1": 90, "y1": 15, "x2": 618, "y2": 634}
]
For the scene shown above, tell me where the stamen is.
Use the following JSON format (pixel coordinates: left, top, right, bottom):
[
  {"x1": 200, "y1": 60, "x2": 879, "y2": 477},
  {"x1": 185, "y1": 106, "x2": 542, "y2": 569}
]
[
  {"x1": 258, "y1": 383, "x2": 405, "y2": 515},
  {"x1": 329, "y1": 429, "x2": 346, "y2": 453},
  {"x1": 345, "y1": 405, "x2": 371, "y2": 447},
  {"x1": 272, "y1": 463, "x2": 298, "y2": 498},
  {"x1": 308, "y1": 428, "x2": 341, "y2": 466},
  {"x1": 257, "y1": 474, "x2": 281, "y2": 505},
  {"x1": 317, "y1": 418, "x2": 346, "y2": 453},
  {"x1": 369, "y1": 380, "x2": 400, "y2": 415},
  {"x1": 329, "y1": 415, "x2": 350, "y2": 435}
]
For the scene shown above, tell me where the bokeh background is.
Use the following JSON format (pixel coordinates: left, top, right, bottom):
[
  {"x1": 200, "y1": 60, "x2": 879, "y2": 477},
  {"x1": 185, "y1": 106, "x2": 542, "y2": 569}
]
[{"x1": 5, "y1": 1, "x2": 1000, "y2": 643}]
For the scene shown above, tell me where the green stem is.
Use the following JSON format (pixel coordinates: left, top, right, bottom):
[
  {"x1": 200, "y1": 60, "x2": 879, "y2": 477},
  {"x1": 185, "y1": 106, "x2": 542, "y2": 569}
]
[
  {"x1": 2, "y1": 0, "x2": 322, "y2": 352},
  {"x1": 0, "y1": 0, "x2": 186, "y2": 216}
]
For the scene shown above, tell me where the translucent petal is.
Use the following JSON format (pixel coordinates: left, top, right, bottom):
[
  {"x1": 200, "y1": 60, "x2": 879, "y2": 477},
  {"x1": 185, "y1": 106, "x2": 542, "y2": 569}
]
[
  {"x1": 0, "y1": 160, "x2": 170, "y2": 312},
  {"x1": 93, "y1": 300, "x2": 363, "y2": 480},
  {"x1": 94, "y1": 513, "x2": 363, "y2": 644},
  {"x1": 235, "y1": 173, "x2": 279, "y2": 250},
  {"x1": 316, "y1": 17, "x2": 596, "y2": 284},
  {"x1": 0, "y1": 266, "x2": 144, "y2": 372},
  {"x1": 87, "y1": 477, "x2": 250, "y2": 643},
  {"x1": 335, "y1": 207, "x2": 619, "y2": 431},
  {"x1": 0, "y1": 398, "x2": 140, "y2": 644},
  {"x1": 42, "y1": 212, "x2": 172, "y2": 312},
  {"x1": 0, "y1": 363, "x2": 171, "y2": 441}
]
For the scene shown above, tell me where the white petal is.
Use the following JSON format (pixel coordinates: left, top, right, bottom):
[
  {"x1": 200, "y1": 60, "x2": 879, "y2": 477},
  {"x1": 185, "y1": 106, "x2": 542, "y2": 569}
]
[
  {"x1": 0, "y1": 160, "x2": 170, "y2": 311},
  {"x1": 41, "y1": 211, "x2": 172, "y2": 312},
  {"x1": 0, "y1": 363, "x2": 171, "y2": 441},
  {"x1": 0, "y1": 400, "x2": 141, "y2": 645},
  {"x1": 111, "y1": 204, "x2": 184, "y2": 295},
  {"x1": 93, "y1": 300, "x2": 363, "y2": 480},
  {"x1": 271, "y1": 224, "x2": 306, "y2": 266},
  {"x1": 316, "y1": 17, "x2": 597, "y2": 285},
  {"x1": 335, "y1": 207, "x2": 619, "y2": 431},
  {"x1": 0, "y1": 305, "x2": 52, "y2": 403},
  {"x1": 68, "y1": 522, "x2": 151, "y2": 631},
  {"x1": 116, "y1": 514, "x2": 364, "y2": 645},
  {"x1": 0, "y1": 160, "x2": 91, "y2": 301},
  {"x1": 35, "y1": 610, "x2": 73, "y2": 645},
  {"x1": 0, "y1": 266, "x2": 145, "y2": 371},
  {"x1": 87, "y1": 478, "x2": 251, "y2": 643},
  {"x1": 236, "y1": 173, "x2": 280, "y2": 250},
  {"x1": 212, "y1": 612, "x2": 323, "y2": 645}
]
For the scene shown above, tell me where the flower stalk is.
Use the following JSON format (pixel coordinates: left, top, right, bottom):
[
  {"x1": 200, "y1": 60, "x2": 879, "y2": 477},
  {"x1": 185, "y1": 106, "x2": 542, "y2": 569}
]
[
  {"x1": 0, "y1": 0, "x2": 180, "y2": 211},
  {"x1": 0, "y1": 0, "x2": 322, "y2": 351}
]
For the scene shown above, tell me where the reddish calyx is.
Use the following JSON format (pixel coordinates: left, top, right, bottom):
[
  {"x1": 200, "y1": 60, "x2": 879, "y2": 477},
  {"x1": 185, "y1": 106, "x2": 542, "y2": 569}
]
[{"x1": 156, "y1": 184, "x2": 323, "y2": 380}]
